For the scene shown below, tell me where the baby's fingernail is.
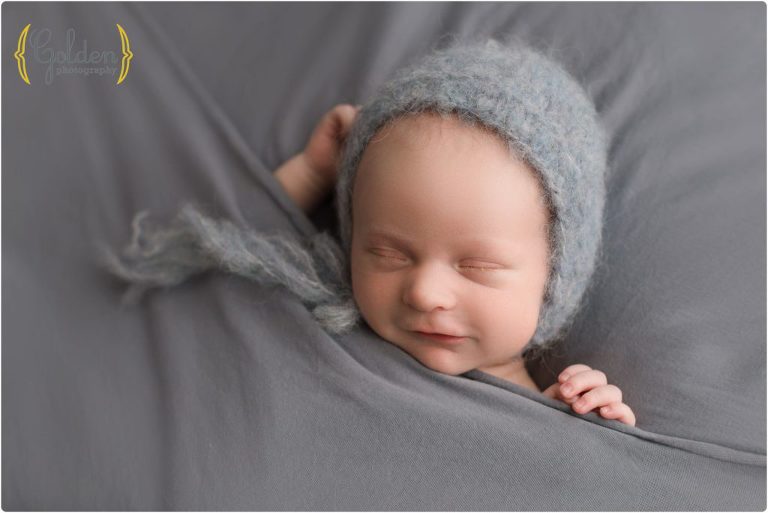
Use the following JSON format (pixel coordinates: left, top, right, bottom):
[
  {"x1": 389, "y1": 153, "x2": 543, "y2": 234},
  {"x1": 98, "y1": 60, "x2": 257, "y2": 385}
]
[
  {"x1": 561, "y1": 383, "x2": 573, "y2": 395},
  {"x1": 601, "y1": 406, "x2": 611, "y2": 415},
  {"x1": 559, "y1": 373, "x2": 570, "y2": 382}
]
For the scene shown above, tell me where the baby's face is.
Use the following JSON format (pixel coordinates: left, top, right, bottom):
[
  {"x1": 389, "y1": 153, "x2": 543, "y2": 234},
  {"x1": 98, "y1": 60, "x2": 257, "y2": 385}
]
[{"x1": 350, "y1": 113, "x2": 550, "y2": 378}]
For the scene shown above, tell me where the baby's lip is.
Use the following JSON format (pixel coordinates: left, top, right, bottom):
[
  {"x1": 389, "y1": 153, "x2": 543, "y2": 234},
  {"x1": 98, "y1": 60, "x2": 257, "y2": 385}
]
[
  {"x1": 413, "y1": 331, "x2": 468, "y2": 344},
  {"x1": 414, "y1": 330, "x2": 463, "y2": 337},
  {"x1": 409, "y1": 325, "x2": 465, "y2": 338}
]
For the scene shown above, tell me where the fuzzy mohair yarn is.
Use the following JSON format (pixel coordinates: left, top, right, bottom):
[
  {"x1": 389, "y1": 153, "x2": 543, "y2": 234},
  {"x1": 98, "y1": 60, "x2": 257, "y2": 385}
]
[
  {"x1": 99, "y1": 37, "x2": 608, "y2": 355},
  {"x1": 336, "y1": 37, "x2": 608, "y2": 350}
]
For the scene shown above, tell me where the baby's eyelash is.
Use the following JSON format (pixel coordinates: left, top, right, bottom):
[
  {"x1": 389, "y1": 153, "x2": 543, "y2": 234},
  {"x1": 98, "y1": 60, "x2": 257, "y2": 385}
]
[
  {"x1": 370, "y1": 250, "x2": 500, "y2": 271},
  {"x1": 460, "y1": 264, "x2": 498, "y2": 272},
  {"x1": 371, "y1": 250, "x2": 407, "y2": 261}
]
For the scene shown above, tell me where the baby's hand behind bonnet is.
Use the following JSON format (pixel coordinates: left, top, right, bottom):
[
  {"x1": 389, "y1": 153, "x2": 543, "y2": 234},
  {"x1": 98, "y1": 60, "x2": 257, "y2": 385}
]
[
  {"x1": 542, "y1": 364, "x2": 636, "y2": 426},
  {"x1": 274, "y1": 103, "x2": 361, "y2": 213},
  {"x1": 303, "y1": 103, "x2": 362, "y2": 188}
]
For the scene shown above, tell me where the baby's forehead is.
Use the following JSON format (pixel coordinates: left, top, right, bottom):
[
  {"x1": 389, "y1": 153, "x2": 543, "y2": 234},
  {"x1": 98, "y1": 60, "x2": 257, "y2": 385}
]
[
  {"x1": 360, "y1": 112, "x2": 537, "y2": 186},
  {"x1": 361, "y1": 111, "x2": 534, "y2": 181}
]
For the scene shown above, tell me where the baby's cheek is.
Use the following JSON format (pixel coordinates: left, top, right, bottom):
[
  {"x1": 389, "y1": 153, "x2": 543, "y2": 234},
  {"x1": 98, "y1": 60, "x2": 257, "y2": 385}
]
[
  {"x1": 351, "y1": 270, "x2": 397, "y2": 328},
  {"x1": 474, "y1": 291, "x2": 539, "y2": 343}
]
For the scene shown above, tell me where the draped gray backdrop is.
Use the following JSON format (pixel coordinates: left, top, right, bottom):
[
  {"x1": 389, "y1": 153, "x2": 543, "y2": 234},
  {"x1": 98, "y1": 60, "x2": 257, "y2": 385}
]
[{"x1": 3, "y1": 2, "x2": 765, "y2": 510}]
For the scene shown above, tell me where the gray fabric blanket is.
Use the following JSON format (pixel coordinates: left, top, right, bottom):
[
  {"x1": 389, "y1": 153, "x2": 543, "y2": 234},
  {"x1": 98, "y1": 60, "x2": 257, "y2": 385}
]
[{"x1": 3, "y1": 2, "x2": 765, "y2": 510}]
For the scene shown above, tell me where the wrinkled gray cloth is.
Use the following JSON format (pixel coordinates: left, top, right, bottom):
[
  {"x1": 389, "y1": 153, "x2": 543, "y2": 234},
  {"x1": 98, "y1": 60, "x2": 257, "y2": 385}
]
[{"x1": 3, "y1": 2, "x2": 765, "y2": 510}]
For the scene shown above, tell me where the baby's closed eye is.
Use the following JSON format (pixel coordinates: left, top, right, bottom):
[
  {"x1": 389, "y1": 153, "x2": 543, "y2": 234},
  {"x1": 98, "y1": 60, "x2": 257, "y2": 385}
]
[
  {"x1": 460, "y1": 260, "x2": 505, "y2": 271},
  {"x1": 369, "y1": 249, "x2": 504, "y2": 272},
  {"x1": 370, "y1": 248, "x2": 407, "y2": 261}
]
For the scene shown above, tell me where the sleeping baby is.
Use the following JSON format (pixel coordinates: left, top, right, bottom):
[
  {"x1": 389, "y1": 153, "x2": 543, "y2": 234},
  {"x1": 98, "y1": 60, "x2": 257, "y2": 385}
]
[{"x1": 101, "y1": 38, "x2": 636, "y2": 426}]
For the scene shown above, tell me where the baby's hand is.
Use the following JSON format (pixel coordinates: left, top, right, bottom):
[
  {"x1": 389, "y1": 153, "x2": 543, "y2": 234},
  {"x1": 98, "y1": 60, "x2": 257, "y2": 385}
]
[
  {"x1": 302, "y1": 103, "x2": 361, "y2": 188},
  {"x1": 542, "y1": 364, "x2": 636, "y2": 426}
]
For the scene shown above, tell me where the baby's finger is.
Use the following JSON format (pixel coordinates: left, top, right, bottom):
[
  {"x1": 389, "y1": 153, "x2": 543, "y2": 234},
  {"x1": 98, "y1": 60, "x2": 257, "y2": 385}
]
[
  {"x1": 599, "y1": 403, "x2": 636, "y2": 427},
  {"x1": 558, "y1": 364, "x2": 592, "y2": 383},
  {"x1": 557, "y1": 385, "x2": 580, "y2": 405},
  {"x1": 571, "y1": 384, "x2": 622, "y2": 413},
  {"x1": 315, "y1": 104, "x2": 356, "y2": 142},
  {"x1": 559, "y1": 369, "x2": 607, "y2": 399},
  {"x1": 543, "y1": 383, "x2": 579, "y2": 404},
  {"x1": 333, "y1": 104, "x2": 360, "y2": 140}
]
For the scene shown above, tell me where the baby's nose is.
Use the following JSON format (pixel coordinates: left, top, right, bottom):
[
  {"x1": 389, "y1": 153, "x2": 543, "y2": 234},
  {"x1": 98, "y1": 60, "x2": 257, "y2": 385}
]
[{"x1": 401, "y1": 264, "x2": 457, "y2": 312}]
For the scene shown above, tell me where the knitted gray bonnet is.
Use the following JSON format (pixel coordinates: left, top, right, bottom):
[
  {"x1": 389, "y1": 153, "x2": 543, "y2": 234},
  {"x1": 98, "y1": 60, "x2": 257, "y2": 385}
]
[{"x1": 336, "y1": 38, "x2": 608, "y2": 348}]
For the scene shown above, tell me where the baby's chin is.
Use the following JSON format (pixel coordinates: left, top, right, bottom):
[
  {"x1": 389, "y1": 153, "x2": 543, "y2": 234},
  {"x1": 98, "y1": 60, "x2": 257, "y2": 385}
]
[{"x1": 414, "y1": 354, "x2": 473, "y2": 376}]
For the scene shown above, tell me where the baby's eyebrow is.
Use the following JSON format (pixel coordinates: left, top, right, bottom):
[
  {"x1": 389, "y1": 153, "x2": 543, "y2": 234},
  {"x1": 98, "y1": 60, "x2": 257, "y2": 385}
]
[
  {"x1": 367, "y1": 228, "x2": 411, "y2": 242},
  {"x1": 364, "y1": 228, "x2": 518, "y2": 253},
  {"x1": 365, "y1": 229, "x2": 414, "y2": 245}
]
